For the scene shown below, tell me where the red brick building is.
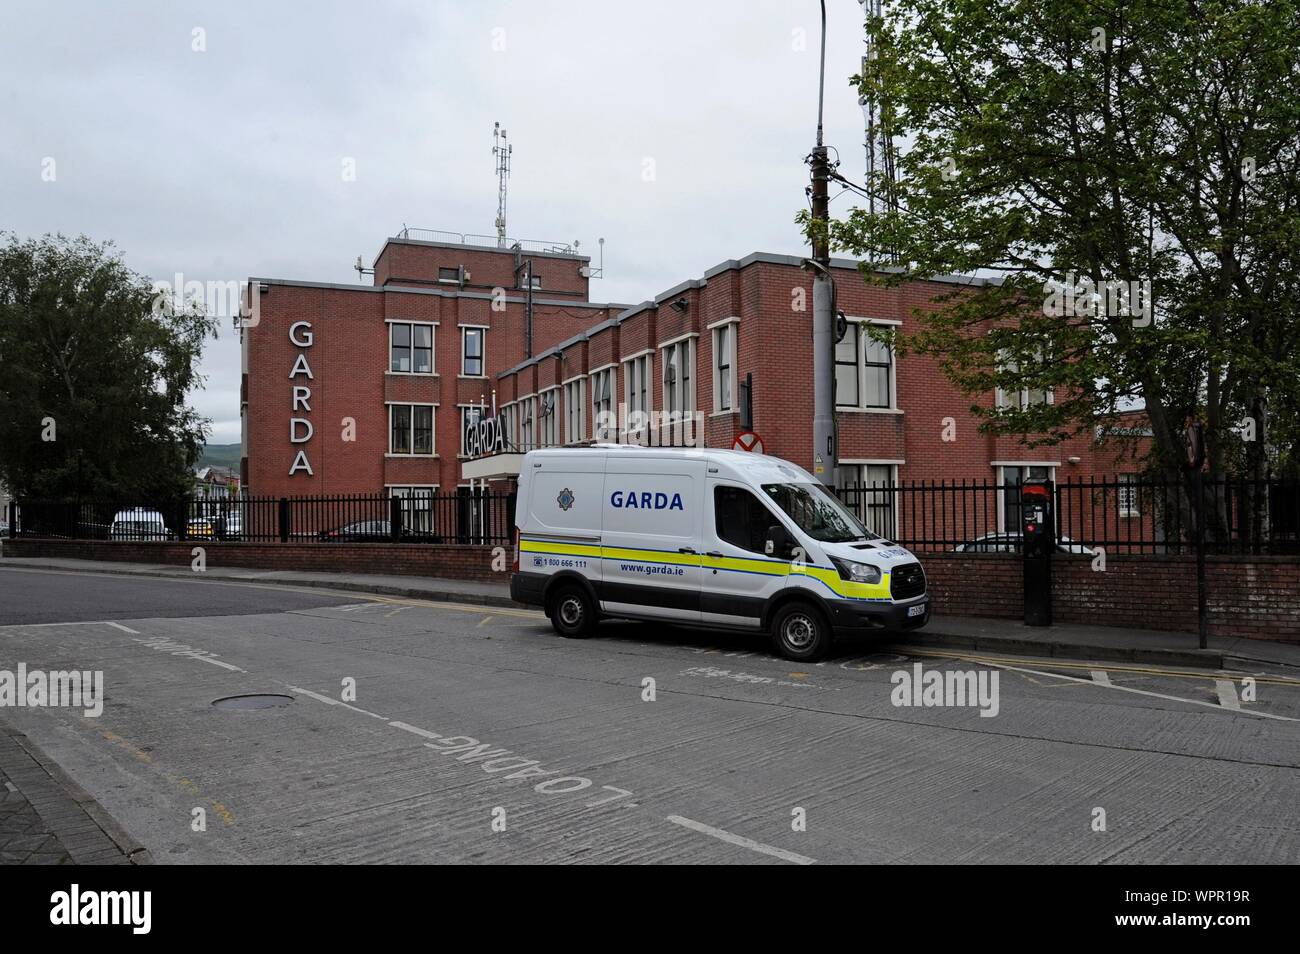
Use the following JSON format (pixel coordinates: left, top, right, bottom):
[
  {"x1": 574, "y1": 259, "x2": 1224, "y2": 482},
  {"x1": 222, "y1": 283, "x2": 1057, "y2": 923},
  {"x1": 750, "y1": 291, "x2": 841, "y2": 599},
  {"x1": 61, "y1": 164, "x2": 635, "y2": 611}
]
[{"x1": 241, "y1": 231, "x2": 1146, "y2": 537}]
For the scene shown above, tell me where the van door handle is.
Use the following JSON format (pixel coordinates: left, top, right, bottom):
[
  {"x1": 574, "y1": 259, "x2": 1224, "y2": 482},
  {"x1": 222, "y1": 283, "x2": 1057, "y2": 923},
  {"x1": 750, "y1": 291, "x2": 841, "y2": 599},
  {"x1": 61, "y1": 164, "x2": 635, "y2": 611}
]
[
  {"x1": 705, "y1": 551, "x2": 724, "y2": 559},
  {"x1": 677, "y1": 547, "x2": 697, "y2": 554}
]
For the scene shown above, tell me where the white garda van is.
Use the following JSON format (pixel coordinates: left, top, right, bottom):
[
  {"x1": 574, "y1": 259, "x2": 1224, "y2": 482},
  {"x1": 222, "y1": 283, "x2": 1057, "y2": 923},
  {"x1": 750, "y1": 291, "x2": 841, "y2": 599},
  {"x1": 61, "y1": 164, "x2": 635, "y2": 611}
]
[{"x1": 510, "y1": 445, "x2": 929, "y2": 661}]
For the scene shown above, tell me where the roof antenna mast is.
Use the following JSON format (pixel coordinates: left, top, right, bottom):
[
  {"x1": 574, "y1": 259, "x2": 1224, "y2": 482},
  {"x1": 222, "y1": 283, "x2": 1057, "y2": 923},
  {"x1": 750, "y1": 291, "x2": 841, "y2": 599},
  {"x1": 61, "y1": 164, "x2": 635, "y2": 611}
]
[{"x1": 493, "y1": 122, "x2": 512, "y2": 248}]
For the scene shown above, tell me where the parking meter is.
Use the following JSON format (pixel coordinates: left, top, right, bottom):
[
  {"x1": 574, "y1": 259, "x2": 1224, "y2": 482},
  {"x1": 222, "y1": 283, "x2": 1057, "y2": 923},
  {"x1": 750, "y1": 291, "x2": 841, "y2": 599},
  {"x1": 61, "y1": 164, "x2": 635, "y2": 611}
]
[{"x1": 1021, "y1": 480, "x2": 1054, "y2": 625}]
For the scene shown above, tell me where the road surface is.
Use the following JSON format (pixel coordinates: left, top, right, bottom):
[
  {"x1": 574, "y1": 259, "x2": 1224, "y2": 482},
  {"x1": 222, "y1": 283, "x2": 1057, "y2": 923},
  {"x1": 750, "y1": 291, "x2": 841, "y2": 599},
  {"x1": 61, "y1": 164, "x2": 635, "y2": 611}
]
[{"x1": 1, "y1": 564, "x2": 1297, "y2": 864}]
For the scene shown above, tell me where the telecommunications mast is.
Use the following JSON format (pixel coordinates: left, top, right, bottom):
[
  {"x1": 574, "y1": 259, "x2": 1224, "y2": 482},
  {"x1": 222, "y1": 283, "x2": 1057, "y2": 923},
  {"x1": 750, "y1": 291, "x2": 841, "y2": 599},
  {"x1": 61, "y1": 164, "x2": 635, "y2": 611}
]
[{"x1": 493, "y1": 122, "x2": 512, "y2": 247}]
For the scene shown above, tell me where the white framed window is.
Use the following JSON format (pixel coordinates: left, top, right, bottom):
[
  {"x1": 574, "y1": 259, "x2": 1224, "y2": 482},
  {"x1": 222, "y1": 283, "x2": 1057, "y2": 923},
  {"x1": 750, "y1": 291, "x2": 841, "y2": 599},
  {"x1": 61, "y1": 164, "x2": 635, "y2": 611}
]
[
  {"x1": 711, "y1": 322, "x2": 737, "y2": 412},
  {"x1": 389, "y1": 322, "x2": 435, "y2": 375},
  {"x1": 388, "y1": 485, "x2": 438, "y2": 534},
  {"x1": 838, "y1": 462, "x2": 898, "y2": 538},
  {"x1": 564, "y1": 378, "x2": 585, "y2": 444},
  {"x1": 499, "y1": 402, "x2": 517, "y2": 451},
  {"x1": 388, "y1": 403, "x2": 435, "y2": 456},
  {"x1": 1118, "y1": 473, "x2": 1140, "y2": 517},
  {"x1": 624, "y1": 353, "x2": 651, "y2": 418},
  {"x1": 590, "y1": 366, "x2": 615, "y2": 438},
  {"x1": 438, "y1": 267, "x2": 460, "y2": 284},
  {"x1": 519, "y1": 396, "x2": 536, "y2": 451},
  {"x1": 995, "y1": 347, "x2": 1053, "y2": 410},
  {"x1": 836, "y1": 319, "x2": 897, "y2": 410},
  {"x1": 661, "y1": 337, "x2": 695, "y2": 416},
  {"x1": 461, "y1": 326, "x2": 486, "y2": 377},
  {"x1": 539, "y1": 388, "x2": 559, "y2": 447}
]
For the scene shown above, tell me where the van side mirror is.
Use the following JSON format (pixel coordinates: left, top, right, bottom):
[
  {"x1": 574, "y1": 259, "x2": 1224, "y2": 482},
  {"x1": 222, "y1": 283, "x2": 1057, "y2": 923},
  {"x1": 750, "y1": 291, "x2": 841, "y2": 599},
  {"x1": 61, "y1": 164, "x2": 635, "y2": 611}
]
[{"x1": 766, "y1": 524, "x2": 793, "y2": 558}]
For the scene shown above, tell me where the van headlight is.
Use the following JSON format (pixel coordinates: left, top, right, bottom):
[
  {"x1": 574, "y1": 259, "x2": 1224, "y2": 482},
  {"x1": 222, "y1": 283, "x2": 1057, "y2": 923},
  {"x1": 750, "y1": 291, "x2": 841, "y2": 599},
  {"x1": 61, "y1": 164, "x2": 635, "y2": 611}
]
[{"x1": 830, "y1": 557, "x2": 882, "y2": 584}]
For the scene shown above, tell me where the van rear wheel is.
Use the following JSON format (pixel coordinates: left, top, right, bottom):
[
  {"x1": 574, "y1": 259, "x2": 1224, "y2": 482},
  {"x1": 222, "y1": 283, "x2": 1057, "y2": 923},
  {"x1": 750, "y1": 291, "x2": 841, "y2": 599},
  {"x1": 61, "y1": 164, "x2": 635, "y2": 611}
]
[
  {"x1": 771, "y1": 602, "x2": 831, "y2": 662},
  {"x1": 549, "y1": 585, "x2": 597, "y2": 638}
]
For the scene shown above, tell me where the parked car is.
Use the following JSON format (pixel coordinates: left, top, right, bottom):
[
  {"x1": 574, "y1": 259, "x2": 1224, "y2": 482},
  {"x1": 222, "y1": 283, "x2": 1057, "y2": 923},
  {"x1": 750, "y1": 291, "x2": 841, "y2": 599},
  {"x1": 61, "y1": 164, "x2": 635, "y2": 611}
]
[
  {"x1": 319, "y1": 520, "x2": 390, "y2": 542},
  {"x1": 953, "y1": 532, "x2": 1094, "y2": 556},
  {"x1": 187, "y1": 516, "x2": 215, "y2": 539},
  {"x1": 318, "y1": 520, "x2": 442, "y2": 543},
  {"x1": 109, "y1": 509, "x2": 172, "y2": 541},
  {"x1": 222, "y1": 510, "x2": 242, "y2": 540}
]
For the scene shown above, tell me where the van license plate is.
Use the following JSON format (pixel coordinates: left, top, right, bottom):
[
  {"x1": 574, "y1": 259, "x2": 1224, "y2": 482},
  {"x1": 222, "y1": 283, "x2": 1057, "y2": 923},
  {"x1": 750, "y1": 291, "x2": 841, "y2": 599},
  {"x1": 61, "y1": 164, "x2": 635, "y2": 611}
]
[{"x1": 907, "y1": 604, "x2": 926, "y2": 618}]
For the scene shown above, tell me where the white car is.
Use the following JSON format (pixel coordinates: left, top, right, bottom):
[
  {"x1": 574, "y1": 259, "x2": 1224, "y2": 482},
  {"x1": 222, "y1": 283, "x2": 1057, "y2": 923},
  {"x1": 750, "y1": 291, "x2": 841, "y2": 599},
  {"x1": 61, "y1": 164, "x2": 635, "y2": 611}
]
[
  {"x1": 510, "y1": 445, "x2": 929, "y2": 661},
  {"x1": 109, "y1": 509, "x2": 171, "y2": 541}
]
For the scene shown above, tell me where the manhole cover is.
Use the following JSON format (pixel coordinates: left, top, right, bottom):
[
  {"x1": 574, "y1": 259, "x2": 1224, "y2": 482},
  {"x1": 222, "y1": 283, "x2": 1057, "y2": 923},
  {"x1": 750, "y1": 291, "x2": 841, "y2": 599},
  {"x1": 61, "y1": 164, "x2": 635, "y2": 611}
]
[{"x1": 211, "y1": 693, "x2": 295, "y2": 711}]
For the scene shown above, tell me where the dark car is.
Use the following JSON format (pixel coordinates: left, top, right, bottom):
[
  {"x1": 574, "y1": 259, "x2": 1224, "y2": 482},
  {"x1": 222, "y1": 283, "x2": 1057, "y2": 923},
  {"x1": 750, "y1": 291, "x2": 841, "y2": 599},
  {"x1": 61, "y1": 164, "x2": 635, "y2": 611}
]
[{"x1": 318, "y1": 520, "x2": 443, "y2": 543}]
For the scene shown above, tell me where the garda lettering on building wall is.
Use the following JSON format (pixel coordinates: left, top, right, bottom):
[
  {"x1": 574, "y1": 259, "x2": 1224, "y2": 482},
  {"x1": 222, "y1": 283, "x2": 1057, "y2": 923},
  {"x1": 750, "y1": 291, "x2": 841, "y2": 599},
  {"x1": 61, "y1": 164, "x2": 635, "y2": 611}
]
[
  {"x1": 288, "y1": 321, "x2": 314, "y2": 476},
  {"x1": 465, "y1": 414, "x2": 507, "y2": 459}
]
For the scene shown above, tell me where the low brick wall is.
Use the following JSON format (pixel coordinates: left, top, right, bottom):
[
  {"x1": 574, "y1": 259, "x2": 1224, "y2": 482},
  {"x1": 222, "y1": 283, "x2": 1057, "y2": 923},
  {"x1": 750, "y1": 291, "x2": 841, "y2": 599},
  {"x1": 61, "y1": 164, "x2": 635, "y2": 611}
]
[
  {"x1": 1, "y1": 538, "x2": 501, "y2": 582},
  {"x1": 922, "y1": 551, "x2": 1299, "y2": 641},
  {"x1": 5, "y1": 539, "x2": 1297, "y2": 642}
]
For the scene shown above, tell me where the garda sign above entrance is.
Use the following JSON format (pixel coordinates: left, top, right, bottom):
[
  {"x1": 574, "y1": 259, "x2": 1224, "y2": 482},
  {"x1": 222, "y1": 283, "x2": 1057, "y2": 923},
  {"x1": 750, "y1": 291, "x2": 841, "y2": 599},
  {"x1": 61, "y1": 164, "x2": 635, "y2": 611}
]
[{"x1": 465, "y1": 414, "x2": 507, "y2": 459}]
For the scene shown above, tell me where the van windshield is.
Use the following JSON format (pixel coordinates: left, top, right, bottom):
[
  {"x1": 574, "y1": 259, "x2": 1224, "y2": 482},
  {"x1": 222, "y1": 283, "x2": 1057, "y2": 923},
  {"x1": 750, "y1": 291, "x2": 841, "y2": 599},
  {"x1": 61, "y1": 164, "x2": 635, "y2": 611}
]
[{"x1": 761, "y1": 482, "x2": 878, "y2": 544}]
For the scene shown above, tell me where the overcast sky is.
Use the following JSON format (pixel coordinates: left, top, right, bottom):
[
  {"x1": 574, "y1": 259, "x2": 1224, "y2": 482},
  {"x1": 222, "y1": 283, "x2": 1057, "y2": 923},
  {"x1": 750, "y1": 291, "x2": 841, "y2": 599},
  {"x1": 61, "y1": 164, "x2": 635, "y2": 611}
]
[{"x1": 2, "y1": 0, "x2": 875, "y2": 444}]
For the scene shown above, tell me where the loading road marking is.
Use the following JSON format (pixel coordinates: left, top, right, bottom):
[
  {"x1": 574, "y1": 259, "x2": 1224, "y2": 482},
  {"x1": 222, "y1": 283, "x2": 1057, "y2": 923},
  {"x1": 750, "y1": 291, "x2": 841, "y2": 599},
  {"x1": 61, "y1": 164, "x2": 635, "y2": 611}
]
[
  {"x1": 1090, "y1": 670, "x2": 1112, "y2": 687},
  {"x1": 666, "y1": 815, "x2": 816, "y2": 865},
  {"x1": 980, "y1": 660, "x2": 1297, "y2": 721},
  {"x1": 1216, "y1": 680, "x2": 1241, "y2": 710}
]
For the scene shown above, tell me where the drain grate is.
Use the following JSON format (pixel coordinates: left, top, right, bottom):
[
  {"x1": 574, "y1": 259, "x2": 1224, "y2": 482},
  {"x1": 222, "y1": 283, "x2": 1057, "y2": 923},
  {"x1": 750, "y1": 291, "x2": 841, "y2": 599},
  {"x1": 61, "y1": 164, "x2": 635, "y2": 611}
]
[{"x1": 211, "y1": 693, "x2": 295, "y2": 711}]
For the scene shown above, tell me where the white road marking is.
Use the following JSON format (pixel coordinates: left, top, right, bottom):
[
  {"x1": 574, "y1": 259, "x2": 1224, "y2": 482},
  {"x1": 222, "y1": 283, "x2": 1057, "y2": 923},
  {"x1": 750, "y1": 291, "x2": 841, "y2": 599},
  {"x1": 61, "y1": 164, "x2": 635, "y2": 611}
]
[
  {"x1": 195, "y1": 656, "x2": 246, "y2": 673},
  {"x1": 1215, "y1": 679, "x2": 1241, "y2": 710},
  {"x1": 103, "y1": 622, "x2": 139, "y2": 634},
  {"x1": 989, "y1": 661, "x2": 1297, "y2": 721},
  {"x1": 666, "y1": 815, "x2": 816, "y2": 865},
  {"x1": 279, "y1": 684, "x2": 388, "y2": 720},
  {"x1": 4, "y1": 781, "x2": 16, "y2": 793},
  {"x1": 1090, "y1": 670, "x2": 1112, "y2": 686},
  {"x1": 389, "y1": 721, "x2": 443, "y2": 740}
]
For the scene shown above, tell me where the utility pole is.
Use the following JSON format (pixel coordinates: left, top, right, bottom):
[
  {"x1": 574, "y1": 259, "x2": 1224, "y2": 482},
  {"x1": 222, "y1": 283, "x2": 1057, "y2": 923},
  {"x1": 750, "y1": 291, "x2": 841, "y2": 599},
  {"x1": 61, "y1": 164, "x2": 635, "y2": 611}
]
[{"x1": 809, "y1": 0, "x2": 835, "y2": 486}]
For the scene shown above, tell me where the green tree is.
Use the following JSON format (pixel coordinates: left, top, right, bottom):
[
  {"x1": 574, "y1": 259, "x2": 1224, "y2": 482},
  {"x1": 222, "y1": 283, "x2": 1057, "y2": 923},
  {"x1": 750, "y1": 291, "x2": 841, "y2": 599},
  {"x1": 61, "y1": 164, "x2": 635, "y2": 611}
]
[
  {"x1": 818, "y1": 0, "x2": 1300, "y2": 480},
  {"x1": 0, "y1": 233, "x2": 216, "y2": 501}
]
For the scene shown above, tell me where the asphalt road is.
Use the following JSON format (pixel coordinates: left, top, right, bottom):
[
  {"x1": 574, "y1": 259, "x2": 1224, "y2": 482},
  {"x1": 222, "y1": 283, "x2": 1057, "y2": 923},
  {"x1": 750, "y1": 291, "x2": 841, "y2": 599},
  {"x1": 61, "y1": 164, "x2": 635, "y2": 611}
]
[{"x1": 1, "y1": 565, "x2": 1298, "y2": 864}]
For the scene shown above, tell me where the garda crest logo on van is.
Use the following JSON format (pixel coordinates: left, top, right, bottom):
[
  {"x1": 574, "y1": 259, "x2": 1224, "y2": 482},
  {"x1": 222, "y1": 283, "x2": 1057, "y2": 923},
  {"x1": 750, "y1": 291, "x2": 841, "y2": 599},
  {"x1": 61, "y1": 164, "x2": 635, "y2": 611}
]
[
  {"x1": 610, "y1": 490, "x2": 684, "y2": 511},
  {"x1": 557, "y1": 488, "x2": 575, "y2": 511}
]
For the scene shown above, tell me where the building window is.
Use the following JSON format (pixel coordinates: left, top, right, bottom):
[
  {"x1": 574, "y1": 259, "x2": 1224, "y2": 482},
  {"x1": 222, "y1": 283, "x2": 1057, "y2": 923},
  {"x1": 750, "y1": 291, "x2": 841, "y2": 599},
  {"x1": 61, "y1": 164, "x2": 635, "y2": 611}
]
[
  {"x1": 460, "y1": 405, "x2": 484, "y2": 457},
  {"x1": 389, "y1": 403, "x2": 435, "y2": 456},
  {"x1": 995, "y1": 348, "x2": 1053, "y2": 409},
  {"x1": 591, "y1": 368, "x2": 614, "y2": 437},
  {"x1": 438, "y1": 267, "x2": 460, "y2": 284},
  {"x1": 539, "y1": 389, "x2": 559, "y2": 447},
  {"x1": 712, "y1": 323, "x2": 736, "y2": 412},
  {"x1": 837, "y1": 321, "x2": 894, "y2": 409},
  {"x1": 834, "y1": 324, "x2": 859, "y2": 407},
  {"x1": 390, "y1": 322, "x2": 434, "y2": 374},
  {"x1": 462, "y1": 327, "x2": 485, "y2": 377},
  {"x1": 998, "y1": 465, "x2": 1054, "y2": 532},
  {"x1": 1118, "y1": 474, "x2": 1140, "y2": 517},
  {"x1": 519, "y1": 397, "x2": 536, "y2": 451},
  {"x1": 500, "y1": 403, "x2": 517, "y2": 451},
  {"x1": 389, "y1": 486, "x2": 437, "y2": 534},
  {"x1": 529, "y1": 275, "x2": 542, "y2": 290},
  {"x1": 662, "y1": 338, "x2": 695, "y2": 416},
  {"x1": 624, "y1": 354, "x2": 651, "y2": 418},
  {"x1": 839, "y1": 463, "x2": 897, "y2": 538},
  {"x1": 564, "y1": 379, "x2": 585, "y2": 444}
]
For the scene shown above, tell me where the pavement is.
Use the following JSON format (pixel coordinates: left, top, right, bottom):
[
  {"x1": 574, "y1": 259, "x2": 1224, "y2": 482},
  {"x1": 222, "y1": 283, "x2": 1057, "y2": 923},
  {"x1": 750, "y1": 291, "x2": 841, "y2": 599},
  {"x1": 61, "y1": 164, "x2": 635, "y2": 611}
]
[
  {"x1": 0, "y1": 561, "x2": 1297, "y2": 864},
  {"x1": 2, "y1": 554, "x2": 1296, "y2": 671}
]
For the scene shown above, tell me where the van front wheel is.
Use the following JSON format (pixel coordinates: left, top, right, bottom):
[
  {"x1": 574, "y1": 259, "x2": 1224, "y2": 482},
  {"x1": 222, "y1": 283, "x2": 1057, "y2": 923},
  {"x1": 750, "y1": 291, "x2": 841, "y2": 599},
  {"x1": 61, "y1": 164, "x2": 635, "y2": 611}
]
[
  {"x1": 549, "y1": 585, "x2": 597, "y2": 638},
  {"x1": 771, "y1": 603, "x2": 831, "y2": 662}
]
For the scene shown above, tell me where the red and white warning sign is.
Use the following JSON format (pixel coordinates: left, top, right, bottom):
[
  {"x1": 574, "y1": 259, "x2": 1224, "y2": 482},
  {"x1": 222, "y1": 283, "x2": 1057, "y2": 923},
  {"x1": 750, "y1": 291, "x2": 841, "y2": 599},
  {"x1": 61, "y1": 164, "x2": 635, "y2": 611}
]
[{"x1": 732, "y1": 431, "x2": 765, "y2": 454}]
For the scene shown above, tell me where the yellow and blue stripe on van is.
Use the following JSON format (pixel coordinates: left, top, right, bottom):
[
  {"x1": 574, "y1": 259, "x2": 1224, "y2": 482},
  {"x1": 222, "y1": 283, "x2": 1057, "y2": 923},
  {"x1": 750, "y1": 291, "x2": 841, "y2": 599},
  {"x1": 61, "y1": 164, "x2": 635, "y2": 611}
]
[{"x1": 519, "y1": 537, "x2": 894, "y2": 602}]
